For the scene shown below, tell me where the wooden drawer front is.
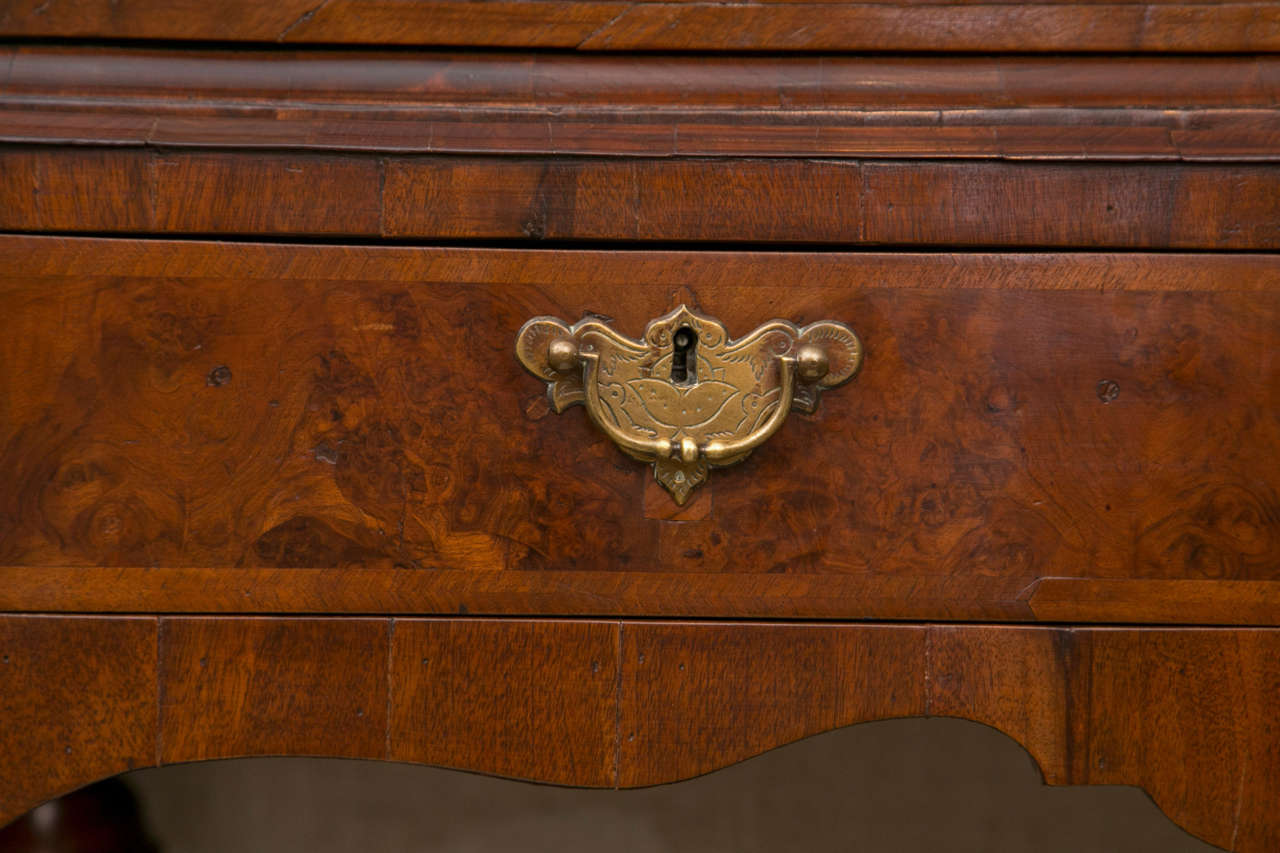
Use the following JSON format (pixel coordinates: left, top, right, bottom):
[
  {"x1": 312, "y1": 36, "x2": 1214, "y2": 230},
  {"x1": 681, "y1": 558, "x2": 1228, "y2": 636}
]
[{"x1": 1, "y1": 237, "x2": 1277, "y2": 622}]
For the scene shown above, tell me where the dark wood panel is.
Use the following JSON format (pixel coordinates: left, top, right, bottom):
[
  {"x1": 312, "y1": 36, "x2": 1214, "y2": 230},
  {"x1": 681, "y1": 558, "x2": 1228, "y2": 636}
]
[
  {"x1": 0, "y1": 1, "x2": 1275, "y2": 51},
  {"x1": 861, "y1": 162, "x2": 1280, "y2": 248},
  {"x1": 2, "y1": 50, "x2": 1278, "y2": 161},
  {"x1": 0, "y1": 616, "x2": 157, "y2": 828},
  {"x1": 12, "y1": 150, "x2": 1280, "y2": 248},
  {"x1": 1081, "y1": 629, "x2": 1280, "y2": 853},
  {"x1": 151, "y1": 153, "x2": 382, "y2": 236},
  {"x1": 0, "y1": 0, "x2": 627, "y2": 47},
  {"x1": 389, "y1": 157, "x2": 1280, "y2": 247},
  {"x1": 618, "y1": 623, "x2": 928, "y2": 785},
  {"x1": 384, "y1": 158, "x2": 863, "y2": 243},
  {"x1": 0, "y1": 149, "x2": 153, "y2": 233},
  {"x1": 0, "y1": 0, "x2": 327, "y2": 42},
  {"x1": 0, "y1": 239, "x2": 1276, "y2": 622},
  {"x1": 159, "y1": 617, "x2": 389, "y2": 762},
  {"x1": 928, "y1": 626, "x2": 1280, "y2": 850},
  {"x1": 928, "y1": 626, "x2": 1079, "y2": 781},
  {"x1": 3, "y1": 616, "x2": 1279, "y2": 850},
  {"x1": 0, "y1": 149, "x2": 384, "y2": 236},
  {"x1": 620, "y1": 623, "x2": 1079, "y2": 787},
  {"x1": 390, "y1": 619, "x2": 618, "y2": 786},
  {"x1": 575, "y1": 3, "x2": 1280, "y2": 52},
  {"x1": 622, "y1": 623, "x2": 1280, "y2": 851}
]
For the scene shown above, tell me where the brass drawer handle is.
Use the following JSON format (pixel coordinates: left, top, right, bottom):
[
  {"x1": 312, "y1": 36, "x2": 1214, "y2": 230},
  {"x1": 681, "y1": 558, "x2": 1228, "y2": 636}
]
[{"x1": 516, "y1": 305, "x2": 862, "y2": 504}]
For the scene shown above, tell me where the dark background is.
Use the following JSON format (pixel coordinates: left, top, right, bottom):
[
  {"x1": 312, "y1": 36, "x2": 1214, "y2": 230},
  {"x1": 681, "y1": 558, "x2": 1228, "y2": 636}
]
[{"x1": 123, "y1": 717, "x2": 1214, "y2": 852}]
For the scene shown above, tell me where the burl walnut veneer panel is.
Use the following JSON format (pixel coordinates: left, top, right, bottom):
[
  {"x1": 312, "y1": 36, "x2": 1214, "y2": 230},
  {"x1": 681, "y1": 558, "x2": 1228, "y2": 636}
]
[
  {"x1": 0, "y1": 238, "x2": 1276, "y2": 622},
  {"x1": 1, "y1": 0, "x2": 1276, "y2": 51}
]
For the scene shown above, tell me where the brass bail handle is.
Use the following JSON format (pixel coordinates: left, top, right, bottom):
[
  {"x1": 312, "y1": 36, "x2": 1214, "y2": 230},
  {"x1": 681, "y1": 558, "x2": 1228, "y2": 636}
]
[
  {"x1": 580, "y1": 349, "x2": 799, "y2": 465},
  {"x1": 516, "y1": 305, "x2": 863, "y2": 504}
]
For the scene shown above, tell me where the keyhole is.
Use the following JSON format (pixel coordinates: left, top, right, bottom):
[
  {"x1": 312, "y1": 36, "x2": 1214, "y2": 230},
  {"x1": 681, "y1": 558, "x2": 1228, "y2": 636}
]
[{"x1": 671, "y1": 326, "x2": 696, "y2": 385}]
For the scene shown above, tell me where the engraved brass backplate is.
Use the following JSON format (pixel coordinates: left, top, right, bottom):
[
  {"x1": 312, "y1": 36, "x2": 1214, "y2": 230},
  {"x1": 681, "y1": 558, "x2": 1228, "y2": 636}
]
[{"x1": 516, "y1": 305, "x2": 862, "y2": 504}]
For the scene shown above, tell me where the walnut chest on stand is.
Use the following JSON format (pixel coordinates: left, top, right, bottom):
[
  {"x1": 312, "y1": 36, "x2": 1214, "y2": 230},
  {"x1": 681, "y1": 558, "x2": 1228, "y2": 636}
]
[{"x1": 1, "y1": 3, "x2": 1279, "y2": 849}]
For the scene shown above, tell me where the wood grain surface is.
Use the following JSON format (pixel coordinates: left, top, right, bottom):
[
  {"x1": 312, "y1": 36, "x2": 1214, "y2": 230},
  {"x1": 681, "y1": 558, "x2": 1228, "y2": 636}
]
[
  {"x1": 0, "y1": 237, "x2": 1277, "y2": 622},
  {"x1": 1027, "y1": 579, "x2": 1280, "y2": 625},
  {"x1": 3, "y1": 616, "x2": 1279, "y2": 851},
  {"x1": 8, "y1": 569, "x2": 1280, "y2": 627},
  {"x1": 6, "y1": 11, "x2": 1277, "y2": 853},
  {"x1": 390, "y1": 619, "x2": 618, "y2": 785},
  {"x1": 3, "y1": 49, "x2": 1278, "y2": 161},
  {"x1": 0, "y1": 0, "x2": 1276, "y2": 51},
  {"x1": 0, "y1": 616, "x2": 157, "y2": 827},
  {"x1": 618, "y1": 623, "x2": 929, "y2": 784},
  {"x1": 160, "y1": 618, "x2": 390, "y2": 763},
  {"x1": 6, "y1": 149, "x2": 1280, "y2": 248}
]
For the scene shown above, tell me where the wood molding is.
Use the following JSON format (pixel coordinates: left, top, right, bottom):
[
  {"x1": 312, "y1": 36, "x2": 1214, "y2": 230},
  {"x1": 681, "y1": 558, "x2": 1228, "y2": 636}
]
[
  {"x1": 7, "y1": 569, "x2": 1280, "y2": 627},
  {"x1": 2, "y1": 235, "x2": 1277, "y2": 289},
  {"x1": 0, "y1": 1, "x2": 1277, "y2": 52},
  {"x1": 11, "y1": 48, "x2": 1277, "y2": 107},
  {"x1": 2, "y1": 49, "x2": 1279, "y2": 161},
  {"x1": 3, "y1": 616, "x2": 1278, "y2": 851},
  {"x1": 1027, "y1": 578, "x2": 1280, "y2": 625}
]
